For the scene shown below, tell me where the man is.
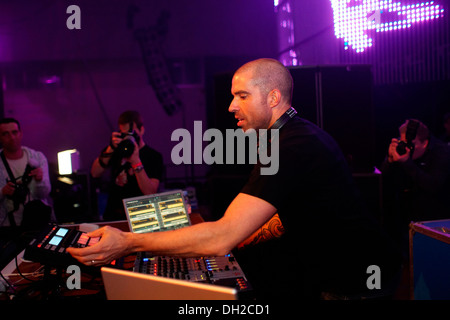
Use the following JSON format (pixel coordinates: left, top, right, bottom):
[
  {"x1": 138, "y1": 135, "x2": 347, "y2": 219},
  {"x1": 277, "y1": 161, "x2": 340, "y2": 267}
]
[
  {"x1": 0, "y1": 118, "x2": 52, "y2": 227},
  {"x1": 69, "y1": 59, "x2": 400, "y2": 299},
  {"x1": 382, "y1": 119, "x2": 450, "y2": 256},
  {"x1": 91, "y1": 110, "x2": 164, "y2": 221}
]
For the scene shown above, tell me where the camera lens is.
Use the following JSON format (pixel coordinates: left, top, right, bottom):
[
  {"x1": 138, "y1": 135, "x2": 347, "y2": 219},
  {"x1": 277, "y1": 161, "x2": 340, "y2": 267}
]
[
  {"x1": 396, "y1": 141, "x2": 407, "y2": 155},
  {"x1": 116, "y1": 138, "x2": 135, "y2": 158}
]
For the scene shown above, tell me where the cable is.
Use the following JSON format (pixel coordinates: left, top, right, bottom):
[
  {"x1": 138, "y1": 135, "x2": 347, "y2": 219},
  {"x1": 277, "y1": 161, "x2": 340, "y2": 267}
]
[
  {"x1": 14, "y1": 255, "x2": 38, "y2": 283},
  {"x1": 81, "y1": 58, "x2": 114, "y2": 132}
]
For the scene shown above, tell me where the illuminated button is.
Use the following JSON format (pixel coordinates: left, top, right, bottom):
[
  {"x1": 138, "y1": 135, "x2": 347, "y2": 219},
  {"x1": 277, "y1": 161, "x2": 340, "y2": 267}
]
[
  {"x1": 88, "y1": 237, "x2": 100, "y2": 246},
  {"x1": 77, "y1": 234, "x2": 89, "y2": 245}
]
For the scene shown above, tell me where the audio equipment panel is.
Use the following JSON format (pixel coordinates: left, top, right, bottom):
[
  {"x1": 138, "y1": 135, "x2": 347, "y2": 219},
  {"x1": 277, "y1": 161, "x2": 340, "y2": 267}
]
[
  {"x1": 24, "y1": 224, "x2": 100, "y2": 268},
  {"x1": 134, "y1": 252, "x2": 251, "y2": 293}
]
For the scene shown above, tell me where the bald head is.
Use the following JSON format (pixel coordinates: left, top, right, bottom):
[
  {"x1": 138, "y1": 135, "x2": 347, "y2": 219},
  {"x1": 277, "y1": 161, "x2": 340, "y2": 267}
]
[{"x1": 235, "y1": 58, "x2": 293, "y2": 105}]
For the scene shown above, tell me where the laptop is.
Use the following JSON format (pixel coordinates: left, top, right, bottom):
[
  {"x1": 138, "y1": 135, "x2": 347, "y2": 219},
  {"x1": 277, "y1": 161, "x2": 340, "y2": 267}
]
[
  {"x1": 122, "y1": 189, "x2": 191, "y2": 234},
  {"x1": 101, "y1": 267, "x2": 237, "y2": 300}
]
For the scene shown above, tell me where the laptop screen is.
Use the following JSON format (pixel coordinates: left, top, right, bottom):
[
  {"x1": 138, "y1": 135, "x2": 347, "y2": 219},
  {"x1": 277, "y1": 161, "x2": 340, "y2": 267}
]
[{"x1": 123, "y1": 190, "x2": 191, "y2": 234}]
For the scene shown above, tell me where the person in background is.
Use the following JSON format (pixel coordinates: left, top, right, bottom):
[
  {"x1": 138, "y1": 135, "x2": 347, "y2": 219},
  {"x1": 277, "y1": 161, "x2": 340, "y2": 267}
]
[
  {"x1": 0, "y1": 118, "x2": 52, "y2": 228},
  {"x1": 91, "y1": 110, "x2": 164, "y2": 221},
  {"x1": 382, "y1": 119, "x2": 450, "y2": 258}
]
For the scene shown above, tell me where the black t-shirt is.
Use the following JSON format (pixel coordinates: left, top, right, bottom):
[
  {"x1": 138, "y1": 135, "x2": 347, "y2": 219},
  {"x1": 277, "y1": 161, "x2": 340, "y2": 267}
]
[
  {"x1": 238, "y1": 116, "x2": 400, "y2": 299},
  {"x1": 103, "y1": 145, "x2": 164, "y2": 221}
]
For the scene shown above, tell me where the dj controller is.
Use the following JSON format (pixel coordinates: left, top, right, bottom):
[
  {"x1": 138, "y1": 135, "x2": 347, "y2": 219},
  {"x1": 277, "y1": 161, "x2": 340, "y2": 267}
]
[
  {"x1": 24, "y1": 224, "x2": 99, "y2": 268},
  {"x1": 23, "y1": 224, "x2": 252, "y2": 295}
]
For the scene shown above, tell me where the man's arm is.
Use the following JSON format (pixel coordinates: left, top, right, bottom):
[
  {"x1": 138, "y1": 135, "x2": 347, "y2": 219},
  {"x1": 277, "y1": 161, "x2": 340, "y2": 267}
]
[
  {"x1": 128, "y1": 143, "x2": 160, "y2": 194},
  {"x1": 30, "y1": 151, "x2": 51, "y2": 199},
  {"x1": 91, "y1": 132, "x2": 123, "y2": 178},
  {"x1": 134, "y1": 170, "x2": 160, "y2": 194},
  {"x1": 91, "y1": 145, "x2": 115, "y2": 178},
  {"x1": 67, "y1": 193, "x2": 277, "y2": 266},
  {"x1": 385, "y1": 138, "x2": 450, "y2": 192},
  {"x1": 237, "y1": 213, "x2": 285, "y2": 250}
]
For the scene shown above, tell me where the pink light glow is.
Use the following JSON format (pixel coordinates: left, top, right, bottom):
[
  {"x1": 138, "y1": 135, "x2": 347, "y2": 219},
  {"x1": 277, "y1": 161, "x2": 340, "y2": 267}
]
[{"x1": 330, "y1": 0, "x2": 445, "y2": 52}]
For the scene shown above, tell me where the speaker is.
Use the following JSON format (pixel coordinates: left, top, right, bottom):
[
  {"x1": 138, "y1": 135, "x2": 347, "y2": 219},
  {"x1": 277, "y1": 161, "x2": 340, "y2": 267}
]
[
  {"x1": 52, "y1": 172, "x2": 93, "y2": 223},
  {"x1": 290, "y1": 65, "x2": 375, "y2": 173},
  {"x1": 207, "y1": 68, "x2": 252, "y2": 220},
  {"x1": 211, "y1": 72, "x2": 235, "y2": 133},
  {"x1": 209, "y1": 71, "x2": 254, "y2": 176}
]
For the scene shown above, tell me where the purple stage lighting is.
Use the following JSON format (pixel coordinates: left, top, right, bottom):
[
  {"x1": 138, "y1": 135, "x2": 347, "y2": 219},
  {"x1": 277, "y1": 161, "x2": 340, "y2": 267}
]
[
  {"x1": 331, "y1": 0, "x2": 445, "y2": 52},
  {"x1": 274, "y1": 0, "x2": 300, "y2": 66}
]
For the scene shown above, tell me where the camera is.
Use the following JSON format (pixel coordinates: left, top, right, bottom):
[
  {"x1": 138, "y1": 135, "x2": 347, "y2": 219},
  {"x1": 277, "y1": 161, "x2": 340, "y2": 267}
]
[
  {"x1": 396, "y1": 120, "x2": 419, "y2": 156},
  {"x1": 115, "y1": 129, "x2": 141, "y2": 159},
  {"x1": 396, "y1": 140, "x2": 413, "y2": 156},
  {"x1": 8, "y1": 164, "x2": 34, "y2": 206}
]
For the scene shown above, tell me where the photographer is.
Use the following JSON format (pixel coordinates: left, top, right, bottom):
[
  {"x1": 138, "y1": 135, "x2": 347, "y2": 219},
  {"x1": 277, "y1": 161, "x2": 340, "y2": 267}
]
[
  {"x1": 91, "y1": 110, "x2": 163, "y2": 221},
  {"x1": 0, "y1": 118, "x2": 52, "y2": 228},
  {"x1": 382, "y1": 119, "x2": 450, "y2": 257}
]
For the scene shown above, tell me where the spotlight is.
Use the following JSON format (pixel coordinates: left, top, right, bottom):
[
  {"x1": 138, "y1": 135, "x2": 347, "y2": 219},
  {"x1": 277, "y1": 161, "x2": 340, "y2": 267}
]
[{"x1": 57, "y1": 149, "x2": 80, "y2": 175}]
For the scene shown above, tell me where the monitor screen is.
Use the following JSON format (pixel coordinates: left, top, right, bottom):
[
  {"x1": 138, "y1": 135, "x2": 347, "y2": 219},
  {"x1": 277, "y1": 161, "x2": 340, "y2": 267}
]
[{"x1": 123, "y1": 190, "x2": 191, "y2": 234}]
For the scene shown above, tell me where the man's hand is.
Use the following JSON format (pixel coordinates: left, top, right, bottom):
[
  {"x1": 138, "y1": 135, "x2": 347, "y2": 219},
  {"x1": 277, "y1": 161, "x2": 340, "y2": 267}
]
[
  {"x1": 388, "y1": 138, "x2": 411, "y2": 163},
  {"x1": 2, "y1": 181, "x2": 16, "y2": 196},
  {"x1": 67, "y1": 226, "x2": 132, "y2": 267},
  {"x1": 110, "y1": 131, "x2": 124, "y2": 149},
  {"x1": 115, "y1": 170, "x2": 128, "y2": 186},
  {"x1": 29, "y1": 167, "x2": 43, "y2": 182}
]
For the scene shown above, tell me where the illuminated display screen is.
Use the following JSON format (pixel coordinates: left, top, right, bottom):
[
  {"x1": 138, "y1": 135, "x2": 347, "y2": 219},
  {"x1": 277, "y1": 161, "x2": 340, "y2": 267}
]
[
  {"x1": 56, "y1": 228, "x2": 68, "y2": 237},
  {"x1": 330, "y1": 0, "x2": 445, "y2": 52},
  {"x1": 47, "y1": 228, "x2": 69, "y2": 246},
  {"x1": 49, "y1": 235, "x2": 63, "y2": 246},
  {"x1": 124, "y1": 191, "x2": 190, "y2": 234}
]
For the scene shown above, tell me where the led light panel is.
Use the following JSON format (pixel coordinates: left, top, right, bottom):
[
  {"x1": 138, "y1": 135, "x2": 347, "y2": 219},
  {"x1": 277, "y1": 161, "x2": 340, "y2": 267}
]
[{"x1": 330, "y1": 0, "x2": 445, "y2": 52}]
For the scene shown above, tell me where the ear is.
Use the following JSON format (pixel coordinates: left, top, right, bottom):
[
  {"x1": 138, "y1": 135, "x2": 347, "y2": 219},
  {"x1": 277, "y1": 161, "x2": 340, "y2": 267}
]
[
  {"x1": 268, "y1": 89, "x2": 282, "y2": 108},
  {"x1": 138, "y1": 125, "x2": 145, "y2": 136}
]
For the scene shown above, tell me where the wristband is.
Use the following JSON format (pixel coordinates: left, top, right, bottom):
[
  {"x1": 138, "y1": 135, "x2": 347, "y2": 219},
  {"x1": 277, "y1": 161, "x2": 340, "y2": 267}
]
[
  {"x1": 133, "y1": 165, "x2": 144, "y2": 173},
  {"x1": 100, "y1": 146, "x2": 114, "y2": 158},
  {"x1": 131, "y1": 162, "x2": 143, "y2": 169}
]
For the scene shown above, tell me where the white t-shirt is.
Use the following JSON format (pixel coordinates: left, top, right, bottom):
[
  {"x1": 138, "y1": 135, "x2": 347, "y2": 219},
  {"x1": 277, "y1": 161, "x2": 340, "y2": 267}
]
[{"x1": 6, "y1": 153, "x2": 29, "y2": 183}]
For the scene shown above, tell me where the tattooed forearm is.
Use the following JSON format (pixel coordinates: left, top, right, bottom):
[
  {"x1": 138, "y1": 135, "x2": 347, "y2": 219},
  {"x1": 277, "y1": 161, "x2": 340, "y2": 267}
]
[{"x1": 237, "y1": 213, "x2": 285, "y2": 250}]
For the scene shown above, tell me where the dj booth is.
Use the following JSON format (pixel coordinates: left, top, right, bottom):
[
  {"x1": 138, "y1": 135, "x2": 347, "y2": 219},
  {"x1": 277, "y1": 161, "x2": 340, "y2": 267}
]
[{"x1": 0, "y1": 191, "x2": 252, "y2": 300}]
